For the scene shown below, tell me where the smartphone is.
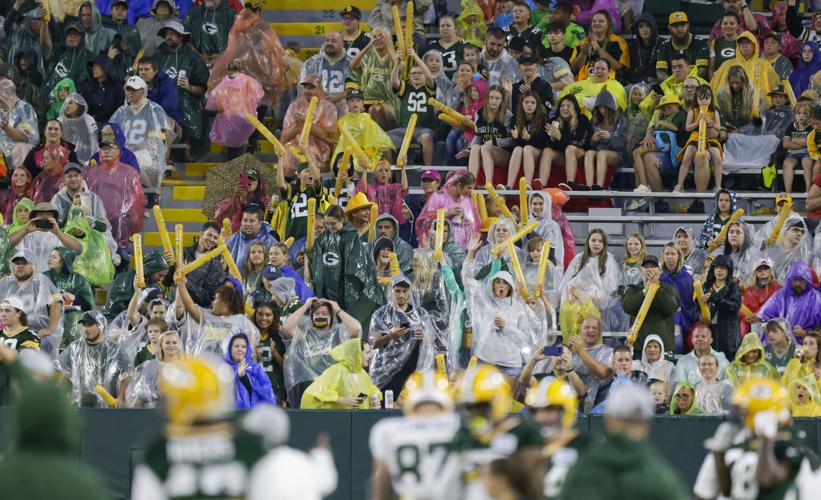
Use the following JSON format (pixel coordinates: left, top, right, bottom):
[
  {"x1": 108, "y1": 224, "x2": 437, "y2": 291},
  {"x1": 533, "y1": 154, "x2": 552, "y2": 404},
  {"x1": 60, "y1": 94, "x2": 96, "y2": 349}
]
[
  {"x1": 399, "y1": 320, "x2": 411, "y2": 329},
  {"x1": 356, "y1": 393, "x2": 367, "y2": 403},
  {"x1": 34, "y1": 219, "x2": 52, "y2": 230},
  {"x1": 543, "y1": 346, "x2": 563, "y2": 357}
]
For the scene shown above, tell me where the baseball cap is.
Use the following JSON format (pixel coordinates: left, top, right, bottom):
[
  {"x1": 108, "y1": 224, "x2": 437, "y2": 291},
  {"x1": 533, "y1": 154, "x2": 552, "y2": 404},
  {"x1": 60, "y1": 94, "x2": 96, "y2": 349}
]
[
  {"x1": 768, "y1": 83, "x2": 787, "y2": 97},
  {"x1": 606, "y1": 381, "x2": 655, "y2": 421},
  {"x1": 775, "y1": 193, "x2": 793, "y2": 206},
  {"x1": 0, "y1": 297, "x2": 25, "y2": 311},
  {"x1": 674, "y1": 226, "x2": 694, "y2": 239},
  {"x1": 64, "y1": 163, "x2": 83, "y2": 175},
  {"x1": 243, "y1": 199, "x2": 265, "y2": 213},
  {"x1": 245, "y1": 168, "x2": 260, "y2": 180},
  {"x1": 339, "y1": 5, "x2": 362, "y2": 19},
  {"x1": 64, "y1": 20, "x2": 84, "y2": 35},
  {"x1": 10, "y1": 249, "x2": 32, "y2": 264},
  {"x1": 641, "y1": 255, "x2": 660, "y2": 267},
  {"x1": 668, "y1": 11, "x2": 688, "y2": 25},
  {"x1": 658, "y1": 94, "x2": 680, "y2": 107},
  {"x1": 753, "y1": 257, "x2": 774, "y2": 270},
  {"x1": 125, "y1": 75, "x2": 148, "y2": 91},
  {"x1": 508, "y1": 36, "x2": 525, "y2": 52},
  {"x1": 519, "y1": 52, "x2": 538, "y2": 65},
  {"x1": 421, "y1": 170, "x2": 441, "y2": 182},
  {"x1": 261, "y1": 264, "x2": 283, "y2": 281},
  {"x1": 763, "y1": 32, "x2": 781, "y2": 43},
  {"x1": 79, "y1": 310, "x2": 106, "y2": 326},
  {"x1": 346, "y1": 84, "x2": 363, "y2": 99},
  {"x1": 112, "y1": 0, "x2": 129, "y2": 6}
]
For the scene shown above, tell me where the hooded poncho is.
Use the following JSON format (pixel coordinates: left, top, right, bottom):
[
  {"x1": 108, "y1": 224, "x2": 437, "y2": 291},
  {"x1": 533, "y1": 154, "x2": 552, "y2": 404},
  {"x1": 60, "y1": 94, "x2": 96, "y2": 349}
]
[
  {"x1": 57, "y1": 93, "x2": 99, "y2": 164},
  {"x1": 758, "y1": 260, "x2": 821, "y2": 331},
  {"x1": 725, "y1": 333, "x2": 779, "y2": 386},
  {"x1": 224, "y1": 333, "x2": 276, "y2": 409},
  {"x1": 300, "y1": 338, "x2": 380, "y2": 409}
]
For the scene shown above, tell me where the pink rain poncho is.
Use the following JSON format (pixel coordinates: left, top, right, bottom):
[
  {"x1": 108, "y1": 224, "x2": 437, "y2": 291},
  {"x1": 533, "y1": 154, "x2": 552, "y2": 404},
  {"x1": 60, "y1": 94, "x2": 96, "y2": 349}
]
[
  {"x1": 207, "y1": 8, "x2": 286, "y2": 107},
  {"x1": 83, "y1": 158, "x2": 145, "y2": 250},
  {"x1": 280, "y1": 76, "x2": 338, "y2": 174},
  {"x1": 30, "y1": 144, "x2": 67, "y2": 203},
  {"x1": 206, "y1": 73, "x2": 264, "y2": 148},
  {"x1": 415, "y1": 169, "x2": 481, "y2": 250}
]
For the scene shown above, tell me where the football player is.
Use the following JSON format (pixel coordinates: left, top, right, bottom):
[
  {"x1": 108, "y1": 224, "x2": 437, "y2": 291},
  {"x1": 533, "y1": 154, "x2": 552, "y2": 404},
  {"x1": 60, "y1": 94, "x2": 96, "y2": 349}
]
[
  {"x1": 526, "y1": 377, "x2": 587, "y2": 498},
  {"x1": 369, "y1": 370, "x2": 460, "y2": 499},
  {"x1": 131, "y1": 357, "x2": 268, "y2": 499},
  {"x1": 694, "y1": 377, "x2": 820, "y2": 500}
]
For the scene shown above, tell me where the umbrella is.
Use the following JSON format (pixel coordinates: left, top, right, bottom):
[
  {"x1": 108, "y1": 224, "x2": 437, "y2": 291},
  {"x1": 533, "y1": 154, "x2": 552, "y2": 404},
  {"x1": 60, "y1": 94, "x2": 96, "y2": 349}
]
[{"x1": 202, "y1": 154, "x2": 278, "y2": 218}]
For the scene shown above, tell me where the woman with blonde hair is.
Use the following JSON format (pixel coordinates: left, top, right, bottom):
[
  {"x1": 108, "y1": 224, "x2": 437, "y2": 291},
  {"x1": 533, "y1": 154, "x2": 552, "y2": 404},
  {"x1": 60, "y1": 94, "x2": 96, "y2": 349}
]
[
  {"x1": 466, "y1": 85, "x2": 514, "y2": 184},
  {"x1": 660, "y1": 241, "x2": 696, "y2": 352},
  {"x1": 621, "y1": 232, "x2": 646, "y2": 287}
]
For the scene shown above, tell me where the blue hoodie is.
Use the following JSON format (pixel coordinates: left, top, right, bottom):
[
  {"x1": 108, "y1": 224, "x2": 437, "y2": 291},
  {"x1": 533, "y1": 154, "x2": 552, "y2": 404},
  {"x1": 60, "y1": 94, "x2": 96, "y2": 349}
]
[
  {"x1": 224, "y1": 333, "x2": 276, "y2": 409},
  {"x1": 147, "y1": 68, "x2": 182, "y2": 123},
  {"x1": 89, "y1": 122, "x2": 140, "y2": 173}
]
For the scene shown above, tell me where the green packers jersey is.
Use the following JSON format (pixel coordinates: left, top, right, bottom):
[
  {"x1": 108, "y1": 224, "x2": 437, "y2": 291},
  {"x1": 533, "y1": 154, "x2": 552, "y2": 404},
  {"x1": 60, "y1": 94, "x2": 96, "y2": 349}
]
[
  {"x1": 0, "y1": 327, "x2": 40, "y2": 351},
  {"x1": 283, "y1": 183, "x2": 328, "y2": 240},
  {"x1": 694, "y1": 428, "x2": 819, "y2": 500},
  {"x1": 397, "y1": 82, "x2": 436, "y2": 129},
  {"x1": 132, "y1": 428, "x2": 267, "y2": 499}
]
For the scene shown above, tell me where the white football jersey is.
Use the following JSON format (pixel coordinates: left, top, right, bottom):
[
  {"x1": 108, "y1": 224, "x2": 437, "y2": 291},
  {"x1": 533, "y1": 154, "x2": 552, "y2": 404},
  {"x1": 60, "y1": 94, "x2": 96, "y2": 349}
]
[{"x1": 369, "y1": 412, "x2": 460, "y2": 499}]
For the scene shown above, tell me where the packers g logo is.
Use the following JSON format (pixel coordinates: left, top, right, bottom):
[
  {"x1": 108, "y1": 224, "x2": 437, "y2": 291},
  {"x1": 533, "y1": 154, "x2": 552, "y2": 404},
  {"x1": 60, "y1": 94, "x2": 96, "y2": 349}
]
[
  {"x1": 720, "y1": 47, "x2": 735, "y2": 58},
  {"x1": 165, "y1": 67, "x2": 178, "y2": 79},
  {"x1": 323, "y1": 251, "x2": 340, "y2": 266},
  {"x1": 55, "y1": 61, "x2": 69, "y2": 77},
  {"x1": 202, "y1": 23, "x2": 218, "y2": 35}
]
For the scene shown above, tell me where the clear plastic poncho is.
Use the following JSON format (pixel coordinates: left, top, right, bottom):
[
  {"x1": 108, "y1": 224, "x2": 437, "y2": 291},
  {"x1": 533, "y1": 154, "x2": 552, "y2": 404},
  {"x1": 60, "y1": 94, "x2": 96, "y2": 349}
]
[
  {"x1": 474, "y1": 218, "x2": 526, "y2": 272},
  {"x1": 56, "y1": 336, "x2": 132, "y2": 407},
  {"x1": 283, "y1": 315, "x2": 350, "y2": 395},
  {"x1": 559, "y1": 251, "x2": 627, "y2": 332},
  {"x1": 83, "y1": 159, "x2": 145, "y2": 249},
  {"x1": 762, "y1": 215, "x2": 813, "y2": 284},
  {"x1": 57, "y1": 93, "x2": 99, "y2": 164},
  {"x1": 63, "y1": 206, "x2": 116, "y2": 285},
  {"x1": 124, "y1": 358, "x2": 162, "y2": 408},
  {"x1": 108, "y1": 99, "x2": 169, "y2": 190},
  {"x1": 460, "y1": 260, "x2": 544, "y2": 368},
  {"x1": 0, "y1": 80, "x2": 39, "y2": 167},
  {"x1": 368, "y1": 276, "x2": 443, "y2": 388},
  {"x1": 176, "y1": 306, "x2": 260, "y2": 358},
  {"x1": 695, "y1": 379, "x2": 734, "y2": 415},
  {"x1": 528, "y1": 191, "x2": 565, "y2": 274},
  {"x1": 0, "y1": 273, "x2": 63, "y2": 356},
  {"x1": 207, "y1": 8, "x2": 285, "y2": 107},
  {"x1": 206, "y1": 73, "x2": 265, "y2": 148},
  {"x1": 714, "y1": 221, "x2": 761, "y2": 285}
]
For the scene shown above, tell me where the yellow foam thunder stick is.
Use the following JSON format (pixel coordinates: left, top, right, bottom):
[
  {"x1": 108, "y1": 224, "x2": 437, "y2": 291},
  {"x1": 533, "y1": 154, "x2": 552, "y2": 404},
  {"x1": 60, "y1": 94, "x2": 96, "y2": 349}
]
[
  {"x1": 626, "y1": 282, "x2": 660, "y2": 346},
  {"x1": 96, "y1": 385, "x2": 117, "y2": 407},
  {"x1": 507, "y1": 241, "x2": 529, "y2": 298},
  {"x1": 179, "y1": 245, "x2": 226, "y2": 275},
  {"x1": 245, "y1": 113, "x2": 287, "y2": 158},
  {"x1": 491, "y1": 221, "x2": 539, "y2": 256},
  {"x1": 334, "y1": 149, "x2": 351, "y2": 198},
  {"x1": 693, "y1": 280, "x2": 712, "y2": 324},
  {"x1": 519, "y1": 177, "x2": 528, "y2": 225},
  {"x1": 175, "y1": 224, "x2": 184, "y2": 267},
  {"x1": 433, "y1": 208, "x2": 445, "y2": 260},
  {"x1": 338, "y1": 124, "x2": 372, "y2": 170},
  {"x1": 388, "y1": 252, "x2": 401, "y2": 276},
  {"x1": 534, "y1": 240, "x2": 552, "y2": 298},
  {"x1": 767, "y1": 201, "x2": 793, "y2": 248},
  {"x1": 152, "y1": 206, "x2": 175, "y2": 265},
  {"x1": 428, "y1": 97, "x2": 476, "y2": 130},
  {"x1": 485, "y1": 183, "x2": 519, "y2": 228},
  {"x1": 222, "y1": 217, "x2": 232, "y2": 240},
  {"x1": 709, "y1": 208, "x2": 744, "y2": 249},
  {"x1": 306, "y1": 198, "x2": 317, "y2": 250},
  {"x1": 299, "y1": 96, "x2": 318, "y2": 151},
  {"x1": 697, "y1": 103, "x2": 708, "y2": 158},
  {"x1": 472, "y1": 191, "x2": 487, "y2": 224},
  {"x1": 396, "y1": 113, "x2": 417, "y2": 168},
  {"x1": 133, "y1": 234, "x2": 145, "y2": 287},
  {"x1": 215, "y1": 246, "x2": 254, "y2": 316},
  {"x1": 392, "y1": 5, "x2": 405, "y2": 62},
  {"x1": 435, "y1": 353, "x2": 447, "y2": 375},
  {"x1": 404, "y1": 1, "x2": 414, "y2": 80}
]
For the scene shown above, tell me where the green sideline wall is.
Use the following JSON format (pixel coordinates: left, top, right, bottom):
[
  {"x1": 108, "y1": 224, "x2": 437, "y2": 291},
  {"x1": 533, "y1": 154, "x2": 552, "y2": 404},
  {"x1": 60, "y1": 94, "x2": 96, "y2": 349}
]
[{"x1": 0, "y1": 409, "x2": 819, "y2": 499}]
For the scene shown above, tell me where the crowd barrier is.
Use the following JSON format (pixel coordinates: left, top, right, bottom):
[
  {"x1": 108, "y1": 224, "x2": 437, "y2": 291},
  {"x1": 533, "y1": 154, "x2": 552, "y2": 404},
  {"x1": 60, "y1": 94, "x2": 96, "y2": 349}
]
[{"x1": 0, "y1": 407, "x2": 819, "y2": 499}]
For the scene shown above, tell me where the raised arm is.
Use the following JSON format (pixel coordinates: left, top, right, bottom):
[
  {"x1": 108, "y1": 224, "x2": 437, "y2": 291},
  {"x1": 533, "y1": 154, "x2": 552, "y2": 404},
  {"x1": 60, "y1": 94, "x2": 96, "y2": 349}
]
[
  {"x1": 173, "y1": 273, "x2": 201, "y2": 323},
  {"x1": 282, "y1": 298, "x2": 314, "y2": 337}
]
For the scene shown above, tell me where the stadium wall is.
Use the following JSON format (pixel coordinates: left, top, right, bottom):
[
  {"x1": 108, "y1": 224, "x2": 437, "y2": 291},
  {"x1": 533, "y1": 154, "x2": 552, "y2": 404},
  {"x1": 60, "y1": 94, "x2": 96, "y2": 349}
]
[{"x1": 0, "y1": 408, "x2": 818, "y2": 499}]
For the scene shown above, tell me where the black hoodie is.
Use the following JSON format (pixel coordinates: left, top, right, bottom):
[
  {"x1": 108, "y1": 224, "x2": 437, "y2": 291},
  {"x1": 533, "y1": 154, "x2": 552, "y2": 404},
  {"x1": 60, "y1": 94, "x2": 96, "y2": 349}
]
[{"x1": 628, "y1": 14, "x2": 660, "y2": 84}]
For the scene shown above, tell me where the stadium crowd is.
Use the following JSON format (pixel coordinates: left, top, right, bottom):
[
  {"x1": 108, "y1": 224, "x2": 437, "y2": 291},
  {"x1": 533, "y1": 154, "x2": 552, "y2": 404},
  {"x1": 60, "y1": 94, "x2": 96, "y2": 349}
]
[{"x1": 1, "y1": 0, "x2": 821, "y2": 498}]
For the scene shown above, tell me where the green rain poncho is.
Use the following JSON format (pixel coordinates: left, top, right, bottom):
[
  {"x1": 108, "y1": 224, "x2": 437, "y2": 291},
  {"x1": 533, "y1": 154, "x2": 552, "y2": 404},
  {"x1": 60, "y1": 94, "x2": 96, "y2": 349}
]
[
  {"x1": 669, "y1": 381, "x2": 704, "y2": 416},
  {"x1": 46, "y1": 78, "x2": 77, "y2": 120},
  {"x1": 63, "y1": 207, "x2": 114, "y2": 286},
  {"x1": 0, "y1": 225, "x2": 11, "y2": 276},
  {"x1": 7, "y1": 197, "x2": 34, "y2": 234},
  {"x1": 2, "y1": 198, "x2": 35, "y2": 272},
  {"x1": 104, "y1": 250, "x2": 170, "y2": 320},
  {"x1": 43, "y1": 246, "x2": 96, "y2": 348},
  {"x1": 309, "y1": 223, "x2": 384, "y2": 335},
  {"x1": 300, "y1": 338, "x2": 380, "y2": 409},
  {"x1": 726, "y1": 333, "x2": 779, "y2": 387}
]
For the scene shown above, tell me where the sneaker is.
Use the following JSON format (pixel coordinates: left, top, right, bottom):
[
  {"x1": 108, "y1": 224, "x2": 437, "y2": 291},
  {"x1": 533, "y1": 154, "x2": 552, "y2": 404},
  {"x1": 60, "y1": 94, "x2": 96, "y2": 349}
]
[
  {"x1": 633, "y1": 184, "x2": 651, "y2": 193},
  {"x1": 558, "y1": 182, "x2": 573, "y2": 191},
  {"x1": 625, "y1": 198, "x2": 647, "y2": 211},
  {"x1": 672, "y1": 184, "x2": 684, "y2": 194},
  {"x1": 532, "y1": 179, "x2": 543, "y2": 191},
  {"x1": 591, "y1": 184, "x2": 603, "y2": 191},
  {"x1": 496, "y1": 184, "x2": 507, "y2": 192},
  {"x1": 688, "y1": 199, "x2": 705, "y2": 214}
]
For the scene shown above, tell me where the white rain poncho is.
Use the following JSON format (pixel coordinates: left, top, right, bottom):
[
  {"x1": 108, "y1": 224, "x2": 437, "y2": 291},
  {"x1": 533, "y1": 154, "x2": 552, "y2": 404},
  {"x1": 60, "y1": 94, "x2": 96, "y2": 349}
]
[
  {"x1": 109, "y1": 98, "x2": 169, "y2": 190},
  {"x1": 124, "y1": 358, "x2": 162, "y2": 408},
  {"x1": 760, "y1": 215, "x2": 813, "y2": 284},
  {"x1": 474, "y1": 218, "x2": 526, "y2": 273},
  {"x1": 528, "y1": 191, "x2": 565, "y2": 274},
  {"x1": 368, "y1": 276, "x2": 443, "y2": 389},
  {"x1": 106, "y1": 309, "x2": 148, "y2": 363},
  {"x1": 712, "y1": 221, "x2": 761, "y2": 284},
  {"x1": 559, "y1": 251, "x2": 626, "y2": 331},
  {"x1": 283, "y1": 315, "x2": 350, "y2": 396},
  {"x1": 0, "y1": 273, "x2": 63, "y2": 356},
  {"x1": 175, "y1": 306, "x2": 259, "y2": 358},
  {"x1": 630, "y1": 334, "x2": 675, "y2": 384},
  {"x1": 461, "y1": 260, "x2": 543, "y2": 368},
  {"x1": 56, "y1": 336, "x2": 132, "y2": 407},
  {"x1": 522, "y1": 244, "x2": 562, "y2": 309},
  {"x1": 57, "y1": 93, "x2": 99, "y2": 164},
  {"x1": 0, "y1": 79, "x2": 39, "y2": 167},
  {"x1": 695, "y1": 379, "x2": 734, "y2": 415},
  {"x1": 14, "y1": 231, "x2": 68, "y2": 274}
]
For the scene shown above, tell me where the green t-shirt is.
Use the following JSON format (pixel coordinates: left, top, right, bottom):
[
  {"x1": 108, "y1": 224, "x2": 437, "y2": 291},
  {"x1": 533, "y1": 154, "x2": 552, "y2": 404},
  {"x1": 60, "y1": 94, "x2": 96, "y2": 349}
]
[{"x1": 710, "y1": 37, "x2": 738, "y2": 71}]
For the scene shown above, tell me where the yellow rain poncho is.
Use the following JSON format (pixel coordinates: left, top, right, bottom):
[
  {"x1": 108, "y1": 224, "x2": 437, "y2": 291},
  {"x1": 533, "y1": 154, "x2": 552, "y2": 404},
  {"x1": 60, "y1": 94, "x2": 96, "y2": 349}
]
[
  {"x1": 332, "y1": 112, "x2": 395, "y2": 174},
  {"x1": 559, "y1": 299, "x2": 601, "y2": 344},
  {"x1": 300, "y1": 339, "x2": 381, "y2": 409},
  {"x1": 726, "y1": 333, "x2": 779, "y2": 387},
  {"x1": 456, "y1": 0, "x2": 487, "y2": 48},
  {"x1": 710, "y1": 32, "x2": 782, "y2": 118},
  {"x1": 781, "y1": 355, "x2": 821, "y2": 392},
  {"x1": 789, "y1": 375, "x2": 821, "y2": 417},
  {"x1": 558, "y1": 77, "x2": 627, "y2": 117}
]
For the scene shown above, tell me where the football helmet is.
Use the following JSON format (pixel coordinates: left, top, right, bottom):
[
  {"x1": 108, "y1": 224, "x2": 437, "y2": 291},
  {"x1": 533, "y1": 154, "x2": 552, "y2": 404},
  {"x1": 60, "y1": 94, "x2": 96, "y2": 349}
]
[
  {"x1": 159, "y1": 357, "x2": 235, "y2": 425},
  {"x1": 526, "y1": 377, "x2": 578, "y2": 430},
  {"x1": 402, "y1": 370, "x2": 453, "y2": 415},
  {"x1": 455, "y1": 364, "x2": 512, "y2": 423},
  {"x1": 731, "y1": 377, "x2": 790, "y2": 431}
]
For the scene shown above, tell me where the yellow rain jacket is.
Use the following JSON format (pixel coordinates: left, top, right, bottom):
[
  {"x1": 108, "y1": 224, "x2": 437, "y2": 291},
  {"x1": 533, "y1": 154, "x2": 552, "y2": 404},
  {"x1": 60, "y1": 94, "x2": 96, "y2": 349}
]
[
  {"x1": 789, "y1": 374, "x2": 821, "y2": 417},
  {"x1": 300, "y1": 338, "x2": 381, "y2": 409},
  {"x1": 726, "y1": 333, "x2": 779, "y2": 387},
  {"x1": 333, "y1": 112, "x2": 395, "y2": 174}
]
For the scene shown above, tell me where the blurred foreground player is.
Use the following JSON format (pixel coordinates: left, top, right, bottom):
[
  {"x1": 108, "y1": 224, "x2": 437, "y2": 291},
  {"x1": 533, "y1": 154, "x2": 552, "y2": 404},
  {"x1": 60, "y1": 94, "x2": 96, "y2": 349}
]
[
  {"x1": 694, "y1": 377, "x2": 820, "y2": 500},
  {"x1": 369, "y1": 370, "x2": 460, "y2": 499},
  {"x1": 526, "y1": 377, "x2": 588, "y2": 499},
  {"x1": 131, "y1": 356, "x2": 268, "y2": 499}
]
